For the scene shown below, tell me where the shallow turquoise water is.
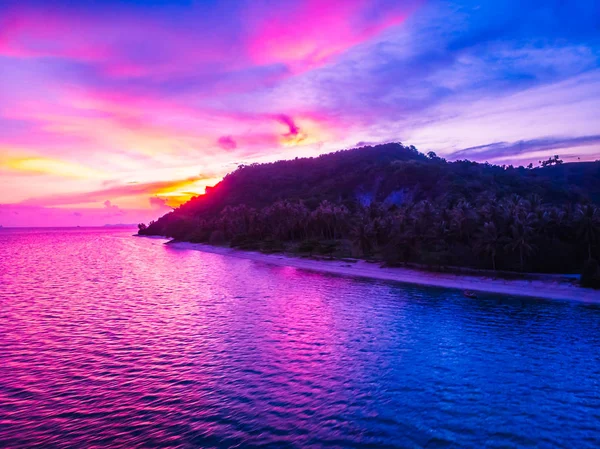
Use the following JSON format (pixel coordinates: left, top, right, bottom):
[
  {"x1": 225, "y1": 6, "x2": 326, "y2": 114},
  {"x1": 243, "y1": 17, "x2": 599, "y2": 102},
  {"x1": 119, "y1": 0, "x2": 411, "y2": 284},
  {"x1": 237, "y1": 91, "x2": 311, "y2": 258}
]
[{"x1": 1, "y1": 228, "x2": 599, "y2": 448}]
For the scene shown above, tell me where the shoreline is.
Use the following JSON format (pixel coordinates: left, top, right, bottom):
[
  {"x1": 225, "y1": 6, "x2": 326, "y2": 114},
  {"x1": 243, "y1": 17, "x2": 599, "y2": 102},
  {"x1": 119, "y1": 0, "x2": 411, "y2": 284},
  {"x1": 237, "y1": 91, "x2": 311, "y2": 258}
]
[{"x1": 165, "y1": 241, "x2": 600, "y2": 302}]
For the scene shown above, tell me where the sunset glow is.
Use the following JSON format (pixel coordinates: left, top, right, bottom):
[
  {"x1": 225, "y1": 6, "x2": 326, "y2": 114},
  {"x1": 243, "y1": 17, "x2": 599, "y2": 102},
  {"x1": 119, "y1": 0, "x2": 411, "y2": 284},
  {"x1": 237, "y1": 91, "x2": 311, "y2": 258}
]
[{"x1": 1, "y1": 0, "x2": 599, "y2": 226}]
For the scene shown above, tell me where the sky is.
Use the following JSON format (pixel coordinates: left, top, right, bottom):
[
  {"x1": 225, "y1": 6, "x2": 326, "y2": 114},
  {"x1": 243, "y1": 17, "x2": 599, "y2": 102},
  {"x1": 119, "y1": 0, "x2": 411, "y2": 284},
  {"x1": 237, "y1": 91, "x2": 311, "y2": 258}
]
[{"x1": 1, "y1": 0, "x2": 599, "y2": 226}]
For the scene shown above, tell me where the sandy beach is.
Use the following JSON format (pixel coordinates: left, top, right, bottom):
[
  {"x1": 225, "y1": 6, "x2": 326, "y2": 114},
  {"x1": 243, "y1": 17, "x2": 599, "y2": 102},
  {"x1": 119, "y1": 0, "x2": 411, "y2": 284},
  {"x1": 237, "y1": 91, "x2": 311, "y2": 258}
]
[{"x1": 166, "y1": 241, "x2": 600, "y2": 302}]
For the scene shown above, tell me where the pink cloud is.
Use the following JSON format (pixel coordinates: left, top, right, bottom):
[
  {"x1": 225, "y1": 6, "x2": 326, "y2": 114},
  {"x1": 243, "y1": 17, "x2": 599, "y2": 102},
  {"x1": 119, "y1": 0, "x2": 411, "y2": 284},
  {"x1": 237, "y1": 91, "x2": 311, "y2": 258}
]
[
  {"x1": 103, "y1": 199, "x2": 124, "y2": 216},
  {"x1": 245, "y1": 0, "x2": 416, "y2": 73},
  {"x1": 149, "y1": 196, "x2": 173, "y2": 211},
  {"x1": 0, "y1": 1, "x2": 417, "y2": 80},
  {"x1": 217, "y1": 136, "x2": 237, "y2": 150},
  {"x1": 20, "y1": 176, "x2": 209, "y2": 207},
  {"x1": 0, "y1": 0, "x2": 415, "y2": 164},
  {"x1": 275, "y1": 114, "x2": 301, "y2": 137},
  {"x1": 0, "y1": 1, "x2": 424, "y2": 226}
]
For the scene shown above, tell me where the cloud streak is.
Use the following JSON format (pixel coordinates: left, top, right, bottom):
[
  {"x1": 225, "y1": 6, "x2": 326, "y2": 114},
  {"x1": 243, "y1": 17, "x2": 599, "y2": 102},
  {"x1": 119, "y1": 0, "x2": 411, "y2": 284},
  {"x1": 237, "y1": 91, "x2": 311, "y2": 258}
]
[
  {"x1": 0, "y1": 0, "x2": 599, "y2": 225},
  {"x1": 21, "y1": 176, "x2": 209, "y2": 207},
  {"x1": 448, "y1": 135, "x2": 600, "y2": 162}
]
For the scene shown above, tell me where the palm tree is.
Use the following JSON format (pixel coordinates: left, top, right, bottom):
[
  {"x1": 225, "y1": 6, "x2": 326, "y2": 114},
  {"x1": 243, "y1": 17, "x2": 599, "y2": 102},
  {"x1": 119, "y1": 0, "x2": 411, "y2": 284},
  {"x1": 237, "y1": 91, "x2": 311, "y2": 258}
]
[
  {"x1": 449, "y1": 200, "x2": 475, "y2": 243},
  {"x1": 505, "y1": 220, "x2": 536, "y2": 271},
  {"x1": 476, "y1": 222, "x2": 500, "y2": 271},
  {"x1": 312, "y1": 201, "x2": 336, "y2": 239},
  {"x1": 502, "y1": 195, "x2": 527, "y2": 226},
  {"x1": 350, "y1": 217, "x2": 374, "y2": 257},
  {"x1": 577, "y1": 205, "x2": 600, "y2": 260}
]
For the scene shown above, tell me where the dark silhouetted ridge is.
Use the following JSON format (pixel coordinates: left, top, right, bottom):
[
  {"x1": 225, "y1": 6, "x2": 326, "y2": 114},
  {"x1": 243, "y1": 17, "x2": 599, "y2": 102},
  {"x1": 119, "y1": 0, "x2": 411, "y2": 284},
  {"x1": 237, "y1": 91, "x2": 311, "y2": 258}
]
[{"x1": 139, "y1": 143, "x2": 600, "y2": 280}]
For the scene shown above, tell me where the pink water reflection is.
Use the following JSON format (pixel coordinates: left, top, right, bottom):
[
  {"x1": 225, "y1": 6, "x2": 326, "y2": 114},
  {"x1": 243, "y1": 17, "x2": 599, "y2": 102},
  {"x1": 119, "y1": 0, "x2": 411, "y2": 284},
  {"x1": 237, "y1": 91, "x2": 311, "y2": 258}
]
[{"x1": 1, "y1": 228, "x2": 600, "y2": 448}]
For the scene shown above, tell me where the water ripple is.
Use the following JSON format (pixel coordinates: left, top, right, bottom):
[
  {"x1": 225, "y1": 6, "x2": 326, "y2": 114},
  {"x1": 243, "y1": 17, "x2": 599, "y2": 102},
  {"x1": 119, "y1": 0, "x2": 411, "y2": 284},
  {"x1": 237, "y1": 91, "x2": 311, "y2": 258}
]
[{"x1": 1, "y1": 228, "x2": 599, "y2": 448}]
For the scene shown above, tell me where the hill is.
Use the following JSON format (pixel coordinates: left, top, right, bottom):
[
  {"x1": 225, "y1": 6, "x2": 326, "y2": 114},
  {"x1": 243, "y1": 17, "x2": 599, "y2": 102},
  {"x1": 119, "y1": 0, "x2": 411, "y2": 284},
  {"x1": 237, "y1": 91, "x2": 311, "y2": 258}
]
[{"x1": 139, "y1": 143, "x2": 600, "y2": 282}]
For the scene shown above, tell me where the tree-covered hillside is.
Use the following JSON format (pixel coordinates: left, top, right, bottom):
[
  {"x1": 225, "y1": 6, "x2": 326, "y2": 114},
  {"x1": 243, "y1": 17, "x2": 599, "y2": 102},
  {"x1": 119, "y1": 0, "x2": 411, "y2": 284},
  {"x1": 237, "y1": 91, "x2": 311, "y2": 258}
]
[{"x1": 139, "y1": 143, "x2": 600, "y2": 282}]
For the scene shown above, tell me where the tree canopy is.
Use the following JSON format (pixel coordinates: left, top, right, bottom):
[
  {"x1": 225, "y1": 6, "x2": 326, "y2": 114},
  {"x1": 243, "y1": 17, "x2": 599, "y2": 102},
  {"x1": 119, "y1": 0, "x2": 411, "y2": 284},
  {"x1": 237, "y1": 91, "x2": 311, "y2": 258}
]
[{"x1": 139, "y1": 143, "x2": 600, "y2": 278}]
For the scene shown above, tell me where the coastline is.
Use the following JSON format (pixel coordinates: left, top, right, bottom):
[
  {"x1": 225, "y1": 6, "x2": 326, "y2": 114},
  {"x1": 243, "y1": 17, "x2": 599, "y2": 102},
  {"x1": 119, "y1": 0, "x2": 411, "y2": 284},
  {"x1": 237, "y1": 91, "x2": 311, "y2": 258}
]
[{"x1": 165, "y1": 241, "x2": 600, "y2": 302}]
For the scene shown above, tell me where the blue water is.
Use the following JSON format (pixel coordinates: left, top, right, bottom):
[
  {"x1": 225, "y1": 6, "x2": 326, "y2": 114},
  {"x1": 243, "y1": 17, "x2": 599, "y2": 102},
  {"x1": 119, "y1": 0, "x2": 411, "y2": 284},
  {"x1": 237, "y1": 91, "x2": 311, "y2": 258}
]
[{"x1": 1, "y1": 228, "x2": 599, "y2": 448}]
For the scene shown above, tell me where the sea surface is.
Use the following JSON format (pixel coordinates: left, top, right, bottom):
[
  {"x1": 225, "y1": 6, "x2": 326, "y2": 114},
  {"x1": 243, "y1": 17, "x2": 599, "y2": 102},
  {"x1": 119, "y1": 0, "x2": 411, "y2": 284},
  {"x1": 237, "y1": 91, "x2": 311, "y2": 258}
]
[{"x1": 1, "y1": 227, "x2": 599, "y2": 448}]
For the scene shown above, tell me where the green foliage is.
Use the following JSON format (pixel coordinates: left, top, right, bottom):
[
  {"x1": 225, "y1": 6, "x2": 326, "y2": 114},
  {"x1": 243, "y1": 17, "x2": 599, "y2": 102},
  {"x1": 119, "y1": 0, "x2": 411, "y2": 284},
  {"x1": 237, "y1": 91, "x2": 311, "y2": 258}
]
[
  {"x1": 138, "y1": 143, "x2": 600, "y2": 276},
  {"x1": 539, "y1": 155, "x2": 564, "y2": 167}
]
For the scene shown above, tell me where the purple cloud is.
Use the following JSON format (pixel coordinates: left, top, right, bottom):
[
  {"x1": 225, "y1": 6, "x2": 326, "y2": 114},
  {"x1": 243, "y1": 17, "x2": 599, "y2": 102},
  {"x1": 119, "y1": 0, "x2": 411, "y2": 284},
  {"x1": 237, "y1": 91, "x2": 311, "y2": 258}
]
[
  {"x1": 275, "y1": 114, "x2": 301, "y2": 137},
  {"x1": 448, "y1": 135, "x2": 600, "y2": 162}
]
